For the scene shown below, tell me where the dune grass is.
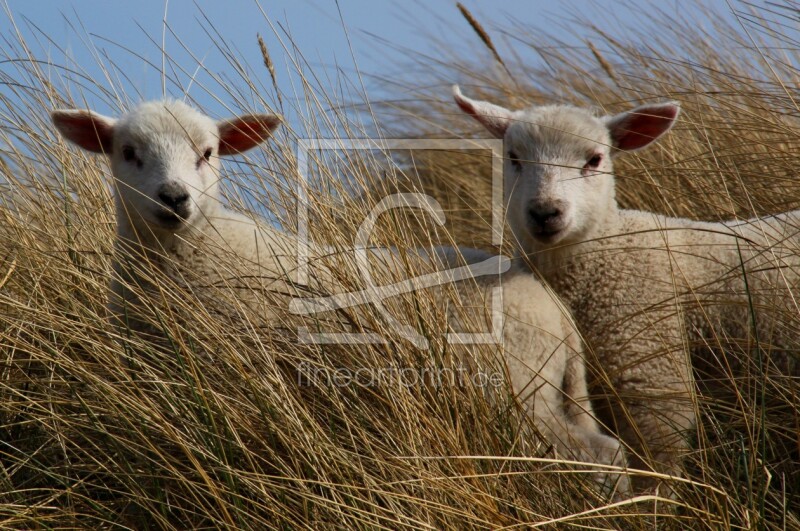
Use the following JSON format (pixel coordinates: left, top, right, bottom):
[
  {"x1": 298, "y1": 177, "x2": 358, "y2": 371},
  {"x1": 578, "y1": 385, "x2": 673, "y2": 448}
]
[{"x1": 0, "y1": 1, "x2": 797, "y2": 528}]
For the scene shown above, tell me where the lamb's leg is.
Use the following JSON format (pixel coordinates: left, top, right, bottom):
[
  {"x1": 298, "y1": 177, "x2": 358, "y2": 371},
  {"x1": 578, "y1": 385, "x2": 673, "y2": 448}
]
[
  {"x1": 592, "y1": 342, "x2": 695, "y2": 496},
  {"x1": 558, "y1": 333, "x2": 630, "y2": 497},
  {"x1": 525, "y1": 373, "x2": 629, "y2": 498},
  {"x1": 561, "y1": 333, "x2": 603, "y2": 431},
  {"x1": 501, "y1": 282, "x2": 629, "y2": 498}
]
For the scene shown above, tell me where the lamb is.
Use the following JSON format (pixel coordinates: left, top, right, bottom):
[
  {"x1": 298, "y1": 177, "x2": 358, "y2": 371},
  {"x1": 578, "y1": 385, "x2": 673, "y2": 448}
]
[
  {"x1": 453, "y1": 85, "x2": 800, "y2": 493},
  {"x1": 51, "y1": 100, "x2": 305, "y2": 332},
  {"x1": 51, "y1": 99, "x2": 629, "y2": 496}
]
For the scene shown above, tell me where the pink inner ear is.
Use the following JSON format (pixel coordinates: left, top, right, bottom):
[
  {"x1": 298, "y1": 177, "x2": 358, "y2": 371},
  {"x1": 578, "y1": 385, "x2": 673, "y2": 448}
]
[
  {"x1": 612, "y1": 106, "x2": 678, "y2": 151},
  {"x1": 218, "y1": 116, "x2": 279, "y2": 155},
  {"x1": 53, "y1": 112, "x2": 114, "y2": 154}
]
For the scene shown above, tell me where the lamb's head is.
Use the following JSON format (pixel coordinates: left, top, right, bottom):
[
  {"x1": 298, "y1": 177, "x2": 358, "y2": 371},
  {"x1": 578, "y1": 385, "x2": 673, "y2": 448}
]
[
  {"x1": 453, "y1": 86, "x2": 679, "y2": 249},
  {"x1": 51, "y1": 100, "x2": 280, "y2": 233}
]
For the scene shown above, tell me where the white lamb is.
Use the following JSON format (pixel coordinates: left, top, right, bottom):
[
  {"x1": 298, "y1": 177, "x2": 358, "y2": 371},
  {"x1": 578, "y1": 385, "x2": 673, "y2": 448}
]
[
  {"x1": 51, "y1": 99, "x2": 628, "y2": 496},
  {"x1": 51, "y1": 100, "x2": 304, "y2": 332},
  {"x1": 453, "y1": 85, "x2": 800, "y2": 492}
]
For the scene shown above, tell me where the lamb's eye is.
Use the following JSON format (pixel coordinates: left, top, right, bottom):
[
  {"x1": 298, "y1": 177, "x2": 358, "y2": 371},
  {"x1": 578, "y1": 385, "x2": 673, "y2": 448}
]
[
  {"x1": 584, "y1": 154, "x2": 602, "y2": 169},
  {"x1": 197, "y1": 148, "x2": 213, "y2": 168},
  {"x1": 122, "y1": 146, "x2": 136, "y2": 163},
  {"x1": 508, "y1": 150, "x2": 522, "y2": 169}
]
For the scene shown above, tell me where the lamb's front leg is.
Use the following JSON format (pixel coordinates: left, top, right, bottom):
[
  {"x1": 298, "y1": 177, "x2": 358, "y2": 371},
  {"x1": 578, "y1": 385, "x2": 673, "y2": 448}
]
[
  {"x1": 520, "y1": 367, "x2": 630, "y2": 499},
  {"x1": 504, "y1": 314, "x2": 629, "y2": 499},
  {"x1": 559, "y1": 331, "x2": 630, "y2": 497},
  {"x1": 591, "y1": 335, "x2": 695, "y2": 496}
]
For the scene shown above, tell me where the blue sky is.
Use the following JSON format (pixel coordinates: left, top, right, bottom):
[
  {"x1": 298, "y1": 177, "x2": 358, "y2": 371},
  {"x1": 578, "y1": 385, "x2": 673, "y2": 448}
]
[{"x1": 0, "y1": 0, "x2": 741, "y2": 129}]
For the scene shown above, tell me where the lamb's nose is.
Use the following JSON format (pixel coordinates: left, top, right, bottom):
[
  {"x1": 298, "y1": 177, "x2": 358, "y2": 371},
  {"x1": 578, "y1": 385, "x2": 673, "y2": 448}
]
[
  {"x1": 158, "y1": 184, "x2": 190, "y2": 213},
  {"x1": 529, "y1": 206, "x2": 562, "y2": 229}
]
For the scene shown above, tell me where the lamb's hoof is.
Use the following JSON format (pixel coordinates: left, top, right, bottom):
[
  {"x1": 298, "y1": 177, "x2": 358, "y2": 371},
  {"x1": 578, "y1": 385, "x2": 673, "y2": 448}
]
[{"x1": 593, "y1": 437, "x2": 631, "y2": 500}]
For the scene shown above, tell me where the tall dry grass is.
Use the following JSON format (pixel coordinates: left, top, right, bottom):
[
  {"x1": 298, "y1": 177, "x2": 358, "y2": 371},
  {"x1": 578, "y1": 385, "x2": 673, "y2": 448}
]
[
  {"x1": 0, "y1": 8, "x2": 671, "y2": 531},
  {"x1": 0, "y1": 1, "x2": 797, "y2": 529}
]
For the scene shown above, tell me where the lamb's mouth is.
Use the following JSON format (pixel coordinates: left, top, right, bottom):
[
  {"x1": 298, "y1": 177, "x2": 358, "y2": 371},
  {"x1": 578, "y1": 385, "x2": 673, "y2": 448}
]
[
  {"x1": 154, "y1": 209, "x2": 188, "y2": 229},
  {"x1": 529, "y1": 224, "x2": 569, "y2": 244}
]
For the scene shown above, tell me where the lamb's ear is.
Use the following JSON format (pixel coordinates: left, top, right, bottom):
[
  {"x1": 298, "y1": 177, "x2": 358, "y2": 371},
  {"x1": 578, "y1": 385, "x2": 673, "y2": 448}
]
[
  {"x1": 217, "y1": 114, "x2": 281, "y2": 155},
  {"x1": 604, "y1": 102, "x2": 680, "y2": 153},
  {"x1": 452, "y1": 85, "x2": 513, "y2": 138},
  {"x1": 51, "y1": 109, "x2": 116, "y2": 154}
]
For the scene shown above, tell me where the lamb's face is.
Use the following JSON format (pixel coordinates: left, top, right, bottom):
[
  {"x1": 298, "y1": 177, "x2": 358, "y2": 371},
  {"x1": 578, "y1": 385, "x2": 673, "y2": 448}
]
[
  {"x1": 51, "y1": 100, "x2": 280, "y2": 235},
  {"x1": 503, "y1": 106, "x2": 615, "y2": 247},
  {"x1": 452, "y1": 86, "x2": 680, "y2": 252},
  {"x1": 109, "y1": 101, "x2": 221, "y2": 231}
]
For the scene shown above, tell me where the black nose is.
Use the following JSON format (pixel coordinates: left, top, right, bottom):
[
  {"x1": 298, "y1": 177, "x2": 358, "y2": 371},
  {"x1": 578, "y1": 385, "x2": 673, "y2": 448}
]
[
  {"x1": 158, "y1": 184, "x2": 190, "y2": 214},
  {"x1": 529, "y1": 206, "x2": 562, "y2": 229}
]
